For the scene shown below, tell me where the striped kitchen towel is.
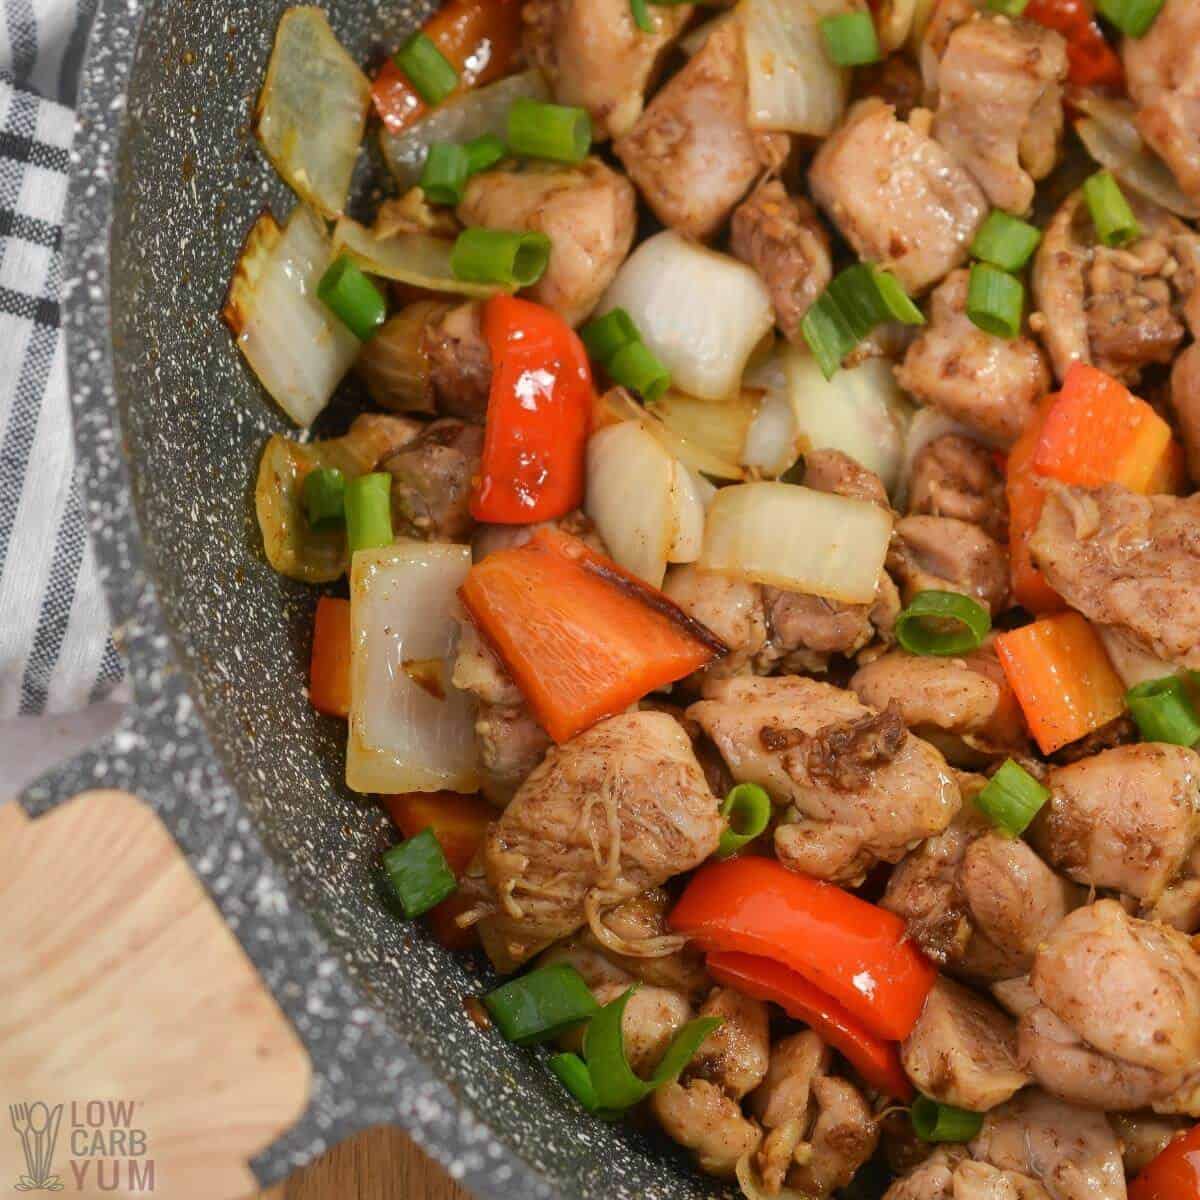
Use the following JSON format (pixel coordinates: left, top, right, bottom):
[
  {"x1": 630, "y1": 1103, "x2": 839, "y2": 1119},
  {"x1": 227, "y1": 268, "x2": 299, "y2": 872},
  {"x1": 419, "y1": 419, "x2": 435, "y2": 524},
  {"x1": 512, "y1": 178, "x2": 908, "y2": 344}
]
[{"x1": 0, "y1": 0, "x2": 124, "y2": 717}]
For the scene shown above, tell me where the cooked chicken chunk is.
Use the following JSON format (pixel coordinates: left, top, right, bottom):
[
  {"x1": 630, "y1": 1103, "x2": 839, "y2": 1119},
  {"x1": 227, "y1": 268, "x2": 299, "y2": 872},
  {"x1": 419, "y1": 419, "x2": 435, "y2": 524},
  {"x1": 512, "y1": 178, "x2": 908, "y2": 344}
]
[
  {"x1": 803, "y1": 447, "x2": 892, "y2": 506},
  {"x1": 932, "y1": 15, "x2": 1067, "y2": 215},
  {"x1": 1030, "y1": 483, "x2": 1200, "y2": 669},
  {"x1": 902, "y1": 977, "x2": 1031, "y2": 1111},
  {"x1": 382, "y1": 418, "x2": 483, "y2": 542},
  {"x1": 749, "y1": 1032, "x2": 830, "y2": 1193},
  {"x1": 663, "y1": 565, "x2": 771, "y2": 681},
  {"x1": 730, "y1": 181, "x2": 833, "y2": 343},
  {"x1": 1170, "y1": 342, "x2": 1200, "y2": 483},
  {"x1": 810, "y1": 98, "x2": 987, "y2": 295},
  {"x1": 790, "y1": 1076, "x2": 879, "y2": 1197},
  {"x1": 908, "y1": 434, "x2": 1009, "y2": 542},
  {"x1": 425, "y1": 301, "x2": 491, "y2": 421},
  {"x1": 686, "y1": 988, "x2": 770, "y2": 1101},
  {"x1": 457, "y1": 158, "x2": 636, "y2": 326},
  {"x1": 477, "y1": 711, "x2": 721, "y2": 969},
  {"x1": 1033, "y1": 744, "x2": 1200, "y2": 905},
  {"x1": 523, "y1": 0, "x2": 692, "y2": 140},
  {"x1": 896, "y1": 271, "x2": 1051, "y2": 447},
  {"x1": 883, "y1": 1148, "x2": 966, "y2": 1200},
  {"x1": 470, "y1": 509, "x2": 606, "y2": 562},
  {"x1": 888, "y1": 514, "x2": 1011, "y2": 615},
  {"x1": 651, "y1": 1079, "x2": 762, "y2": 1180},
  {"x1": 614, "y1": 21, "x2": 785, "y2": 240},
  {"x1": 690, "y1": 675, "x2": 959, "y2": 884}
]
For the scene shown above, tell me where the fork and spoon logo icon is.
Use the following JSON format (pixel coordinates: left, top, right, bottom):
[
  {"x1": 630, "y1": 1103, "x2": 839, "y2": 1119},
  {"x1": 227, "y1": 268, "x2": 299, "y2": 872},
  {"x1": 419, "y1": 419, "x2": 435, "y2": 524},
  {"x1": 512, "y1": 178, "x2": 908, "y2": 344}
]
[{"x1": 9, "y1": 1102, "x2": 64, "y2": 1192}]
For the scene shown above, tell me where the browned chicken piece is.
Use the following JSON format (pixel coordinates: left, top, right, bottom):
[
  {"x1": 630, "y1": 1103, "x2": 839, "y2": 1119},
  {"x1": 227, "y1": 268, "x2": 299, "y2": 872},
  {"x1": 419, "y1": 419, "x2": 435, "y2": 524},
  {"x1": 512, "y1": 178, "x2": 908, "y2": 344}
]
[
  {"x1": 1033, "y1": 743, "x2": 1200, "y2": 907},
  {"x1": 851, "y1": 646, "x2": 1030, "y2": 763},
  {"x1": 523, "y1": 0, "x2": 692, "y2": 140},
  {"x1": 883, "y1": 1148, "x2": 965, "y2": 1200},
  {"x1": 1122, "y1": 0, "x2": 1200, "y2": 210},
  {"x1": 901, "y1": 977, "x2": 1031, "y2": 1111},
  {"x1": 889, "y1": 514, "x2": 1011, "y2": 615},
  {"x1": 690, "y1": 675, "x2": 959, "y2": 884},
  {"x1": 457, "y1": 158, "x2": 636, "y2": 326},
  {"x1": 1031, "y1": 483, "x2": 1200, "y2": 670},
  {"x1": 470, "y1": 509, "x2": 606, "y2": 562},
  {"x1": 651, "y1": 1079, "x2": 763, "y2": 1180},
  {"x1": 730, "y1": 181, "x2": 834, "y2": 343},
  {"x1": 1020, "y1": 900, "x2": 1200, "y2": 1115},
  {"x1": 789, "y1": 1075, "x2": 879, "y2": 1198},
  {"x1": 1112, "y1": 1112, "x2": 1192, "y2": 1175},
  {"x1": 477, "y1": 711, "x2": 721, "y2": 970},
  {"x1": 803, "y1": 447, "x2": 892, "y2": 506},
  {"x1": 685, "y1": 988, "x2": 770, "y2": 1102},
  {"x1": 932, "y1": 15, "x2": 1067, "y2": 215},
  {"x1": 884, "y1": 804, "x2": 1081, "y2": 981},
  {"x1": 749, "y1": 1031, "x2": 830, "y2": 1193},
  {"x1": 908, "y1": 434, "x2": 1009, "y2": 542},
  {"x1": 809, "y1": 98, "x2": 987, "y2": 295},
  {"x1": 663, "y1": 565, "x2": 771, "y2": 681},
  {"x1": 1170, "y1": 342, "x2": 1200, "y2": 483},
  {"x1": 943, "y1": 1162, "x2": 1052, "y2": 1200},
  {"x1": 856, "y1": 55, "x2": 924, "y2": 121},
  {"x1": 382, "y1": 418, "x2": 483, "y2": 542},
  {"x1": 425, "y1": 301, "x2": 491, "y2": 421},
  {"x1": 896, "y1": 271, "x2": 1051, "y2": 447},
  {"x1": 613, "y1": 21, "x2": 785, "y2": 241},
  {"x1": 1031, "y1": 190, "x2": 1200, "y2": 384}
]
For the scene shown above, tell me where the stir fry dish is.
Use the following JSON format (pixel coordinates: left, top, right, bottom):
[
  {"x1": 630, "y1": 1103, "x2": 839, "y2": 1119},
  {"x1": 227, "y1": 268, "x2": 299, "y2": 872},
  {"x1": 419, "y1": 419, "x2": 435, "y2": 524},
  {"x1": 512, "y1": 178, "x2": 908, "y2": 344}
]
[{"x1": 225, "y1": 0, "x2": 1200, "y2": 1194}]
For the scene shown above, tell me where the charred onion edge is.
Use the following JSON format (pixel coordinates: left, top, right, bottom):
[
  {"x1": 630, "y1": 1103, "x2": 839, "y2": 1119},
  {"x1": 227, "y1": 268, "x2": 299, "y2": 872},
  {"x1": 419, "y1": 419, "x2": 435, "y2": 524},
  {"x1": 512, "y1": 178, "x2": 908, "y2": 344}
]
[{"x1": 221, "y1": 206, "x2": 281, "y2": 337}]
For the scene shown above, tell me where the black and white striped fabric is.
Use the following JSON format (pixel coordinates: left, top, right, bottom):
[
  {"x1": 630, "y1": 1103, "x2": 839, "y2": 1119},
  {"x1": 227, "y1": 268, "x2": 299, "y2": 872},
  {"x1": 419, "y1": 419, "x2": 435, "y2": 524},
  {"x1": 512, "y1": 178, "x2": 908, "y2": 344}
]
[{"x1": 0, "y1": 0, "x2": 123, "y2": 717}]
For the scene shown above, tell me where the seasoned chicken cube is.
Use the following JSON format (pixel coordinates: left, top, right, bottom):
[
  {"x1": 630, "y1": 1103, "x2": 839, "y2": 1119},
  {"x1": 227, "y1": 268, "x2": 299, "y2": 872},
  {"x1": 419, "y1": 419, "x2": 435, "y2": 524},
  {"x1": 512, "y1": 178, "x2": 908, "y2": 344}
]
[
  {"x1": 888, "y1": 514, "x2": 1011, "y2": 615},
  {"x1": 908, "y1": 433, "x2": 1008, "y2": 542}
]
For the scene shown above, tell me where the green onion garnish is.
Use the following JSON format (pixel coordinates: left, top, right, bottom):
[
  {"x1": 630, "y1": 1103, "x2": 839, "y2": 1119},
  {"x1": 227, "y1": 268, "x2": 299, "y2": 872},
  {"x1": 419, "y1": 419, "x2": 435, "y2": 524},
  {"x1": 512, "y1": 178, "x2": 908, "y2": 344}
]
[
  {"x1": 911, "y1": 1096, "x2": 985, "y2": 1143},
  {"x1": 630, "y1": 0, "x2": 655, "y2": 32},
  {"x1": 1096, "y1": 0, "x2": 1164, "y2": 36},
  {"x1": 800, "y1": 292, "x2": 859, "y2": 379},
  {"x1": 580, "y1": 308, "x2": 640, "y2": 364},
  {"x1": 820, "y1": 11, "x2": 881, "y2": 65},
  {"x1": 970, "y1": 211, "x2": 1042, "y2": 272},
  {"x1": 394, "y1": 32, "x2": 458, "y2": 107},
  {"x1": 607, "y1": 339, "x2": 671, "y2": 404},
  {"x1": 302, "y1": 467, "x2": 345, "y2": 531},
  {"x1": 317, "y1": 255, "x2": 387, "y2": 342},
  {"x1": 549, "y1": 1052, "x2": 600, "y2": 1110},
  {"x1": 973, "y1": 759, "x2": 1051, "y2": 838},
  {"x1": 484, "y1": 963, "x2": 601, "y2": 1046},
  {"x1": 419, "y1": 142, "x2": 470, "y2": 206},
  {"x1": 985, "y1": 0, "x2": 1030, "y2": 13},
  {"x1": 1126, "y1": 676, "x2": 1200, "y2": 746},
  {"x1": 382, "y1": 829, "x2": 457, "y2": 918},
  {"x1": 716, "y1": 782, "x2": 772, "y2": 858},
  {"x1": 464, "y1": 133, "x2": 507, "y2": 177},
  {"x1": 966, "y1": 263, "x2": 1024, "y2": 339},
  {"x1": 450, "y1": 228, "x2": 552, "y2": 288},
  {"x1": 1083, "y1": 170, "x2": 1141, "y2": 248},
  {"x1": 344, "y1": 472, "x2": 393, "y2": 554},
  {"x1": 895, "y1": 590, "x2": 992, "y2": 656},
  {"x1": 507, "y1": 97, "x2": 592, "y2": 165}
]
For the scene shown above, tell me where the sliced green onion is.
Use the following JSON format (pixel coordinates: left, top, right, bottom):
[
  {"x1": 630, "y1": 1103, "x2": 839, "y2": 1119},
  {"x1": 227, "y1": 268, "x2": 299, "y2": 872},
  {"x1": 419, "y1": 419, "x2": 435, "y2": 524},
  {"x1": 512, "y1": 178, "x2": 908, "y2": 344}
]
[
  {"x1": 1083, "y1": 170, "x2": 1141, "y2": 248},
  {"x1": 317, "y1": 255, "x2": 387, "y2": 341},
  {"x1": 484, "y1": 963, "x2": 600, "y2": 1046},
  {"x1": 464, "y1": 133, "x2": 507, "y2": 177},
  {"x1": 1126, "y1": 676, "x2": 1200, "y2": 746},
  {"x1": 966, "y1": 263, "x2": 1024, "y2": 339},
  {"x1": 970, "y1": 211, "x2": 1043, "y2": 272},
  {"x1": 607, "y1": 340, "x2": 671, "y2": 403},
  {"x1": 871, "y1": 268, "x2": 926, "y2": 325},
  {"x1": 450, "y1": 228, "x2": 551, "y2": 287},
  {"x1": 549, "y1": 1052, "x2": 600, "y2": 1111},
  {"x1": 419, "y1": 142, "x2": 470, "y2": 206},
  {"x1": 895, "y1": 590, "x2": 992, "y2": 656},
  {"x1": 973, "y1": 759, "x2": 1051, "y2": 838},
  {"x1": 344, "y1": 472, "x2": 393, "y2": 554},
  {"x1": 382, "y1": 828, "x2": 456, "y2": 919},
  {"x1": 630, "y1": 0, "x2": 655, "y2": 32},
  {"x1": 583, "y1": 987, "x2": 722, "y2": 1114},
  {"x1": 507, "y1": 97, "x2": 592, "y2": 165},
  {"x1": 580, "y1": 308, "x2": 640, "y2": 364},
  {"x1": 911, "y1": 1096, "x2": 985, "y2": 1143},
  {"x1": 717, "y1": 783, "x2": 772, "y2": 858},
  {"x1": 985, "y1": 0, "x2": 1030, "y2": 13},
  {"x1": 801, "y1": 292, "x2": 859, "y2": 379},
  {"x1": 820, "y1": 11, "x2": 881, "y2": 65},
  {"x1": 302, "y1": 467, "x2": 345, "y2": 531},
  {"x1": 1096, "y1": 0, "x2": 1164, "y2": 36},
  {"x1": 394, "y1": 32, "x2": 458, "y2": 106}
]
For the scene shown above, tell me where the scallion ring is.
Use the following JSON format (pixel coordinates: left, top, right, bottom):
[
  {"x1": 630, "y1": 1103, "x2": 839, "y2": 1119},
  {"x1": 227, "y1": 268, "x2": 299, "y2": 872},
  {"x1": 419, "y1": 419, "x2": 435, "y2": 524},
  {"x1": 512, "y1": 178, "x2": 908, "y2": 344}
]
[
  {"x1": 629, "y1": 0, "x2": 655, "y2": 32},
  {"x1": 966, "y1": 263, "x2": 1024, "y2": 339},
  {"x1": 717, "y1": 783, "x2": 772, "y2": 858},
  {"x1": 483, "y1": 963, "x2": 600, "y2": 1046},
  {"x1": 820, "y1": 11, "x2": 881, "y2": 66},
  {"x1": 317, "y1": 255, "x2": 387, "y2": 341},
  {"x1": 381, "y1": 828, "x2": 457, "y2": 919},
  {"x1": 895, "y1": 590, "x2": 991, "y2": 657},
  {"x1": 580, "y1": 308, "x2": 640, "y2": 365},
  {"x1": 450, "y1": 228, "x2": 552, "y2": 288},
  {"x1": 549, "y1": 1053, "x2": 600, "y2": 1111},
  {"x1": 606, "y1": 339, "x2": 671, "y2": 404},
  {"x1": 302, "y1": 467, "x2": 345, "y2": 531},
  {"x1": 801, "y1": 292, "x2": 859, "y2": 380},
  {"x1": 985, "y1": 0, "x2": 1030, "y2": 13},
  {"x1": 419, "y1": 141, "x2": 470, "y2": 206},
  {"x1": 507, "y1": 97, "x2": 592, "y2": 165},
  {"x1": 1096, "y1": 0, "x2": 1164, "y2": 37},
  {"x1": 463, "y1": 133, "x2": 507, "y2": 176},
  {"x1": 1126, "y1": 675, "x2": 1200, "y2": 746},
  {"x1": 1083, "y1": 170, "x2": 1141, "y2": 248},
  {"x1": 344, "y1": 472, "x2": 394, "y2": 554},
  {"x1": 973, "y1": 759, "x2": 1050, "y2": 838},
  {"x1": 970, "y1": 211, "x2": 1042, "y2": 272},
  {"x1": 911, "y1": 1096, "x2": 985, "y2": 1143},
  {"x1": 394, "y1": 32, "x2": 458, "y2": 107}
]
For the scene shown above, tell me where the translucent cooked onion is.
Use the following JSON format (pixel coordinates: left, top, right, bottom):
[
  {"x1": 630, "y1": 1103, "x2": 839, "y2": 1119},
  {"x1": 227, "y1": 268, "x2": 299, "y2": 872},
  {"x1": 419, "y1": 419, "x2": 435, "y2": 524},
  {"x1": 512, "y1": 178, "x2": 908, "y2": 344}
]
[
  {"x1": 346, "y1": 543, "x2": 480, "y2": 795},
  {"x1": 670, "y1": 466, "x2": 710, "y2": 564},
  {"x1": 741, "y1": 380, "x2": 802, "y2": 478},
  {"x1": 223, "y1": 205, "x2": 359, "y2": 427},
  {"x1": 255, "y1": 8, "x2": 371, "y2": 219},
  {"x1": 741, "y1": 0, "x2": 853, "y2": 136},
  {"x1": 701, "y1": 480, "x2": 894, "y2": 602},
  {"x1": 597, "y1": 232, "x2": 774, "y2": 401},
  {"x1": 380, "y1": 70, "x2": 549, "y2": 190},
  {"x1": 876, "y1": 0, "x2": 917, "y2": 52}
]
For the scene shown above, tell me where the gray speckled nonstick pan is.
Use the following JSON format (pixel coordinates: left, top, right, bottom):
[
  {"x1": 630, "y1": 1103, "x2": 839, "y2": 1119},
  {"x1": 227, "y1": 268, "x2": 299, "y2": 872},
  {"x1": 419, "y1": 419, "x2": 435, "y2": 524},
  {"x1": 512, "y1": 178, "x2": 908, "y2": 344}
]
[{"x1": 21, "y1": 1, "x2": 741, "y2": 1196}]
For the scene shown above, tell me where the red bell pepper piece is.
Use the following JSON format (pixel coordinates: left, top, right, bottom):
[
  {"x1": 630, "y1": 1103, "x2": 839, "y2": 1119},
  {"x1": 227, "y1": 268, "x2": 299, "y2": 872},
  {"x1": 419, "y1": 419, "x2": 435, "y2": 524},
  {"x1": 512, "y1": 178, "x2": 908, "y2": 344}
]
[
  {"x1": 470, "y1": 296, "x2": 594, "y2": 525},
  {"x1": 309, "y1": 596, "x2": 352, "y2": 719},
  {"x1": 706, "y1": 950, "x2": 914, "y2": 1100},
  {"x1": 668, "y1": 858, "x2": 937, "y2": 1042},
  {"x1": 1024, "y1": 0, "x2": 1123, "y2": 90},
  {"x1": 1130, "y1": 1124, "x2": 1200, "y2": 1200},
  {"x1": 459, "y1": 527, "x2": 725, "y2": 743}
]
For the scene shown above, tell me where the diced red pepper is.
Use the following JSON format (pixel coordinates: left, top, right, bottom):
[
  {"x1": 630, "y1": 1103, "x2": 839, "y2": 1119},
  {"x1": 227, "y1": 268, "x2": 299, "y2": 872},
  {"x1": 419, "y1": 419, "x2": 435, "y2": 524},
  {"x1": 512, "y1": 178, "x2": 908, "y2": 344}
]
[
  {"x1": 669, "y1": 858, "x2": 937, "y2": 1042},
  {"x1": 1008, "y1": 396, "x2": 1064, "y2": 614},
  {"x1": 471, "y1": 296, "x2": 594, "y2": 525},
  {"x1": 1129, "y1": 1124, "x2": 1200, "y2": 1200},
  {"x1": 707, "y1": 950, "x2": 914, "y2": 1100},
  {"x1": 1024, "y1": 0, "x2": 1124, "y2": 90},
  {"x1": 309, "y1": 596, "x2": 352, "y2": 719}
]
